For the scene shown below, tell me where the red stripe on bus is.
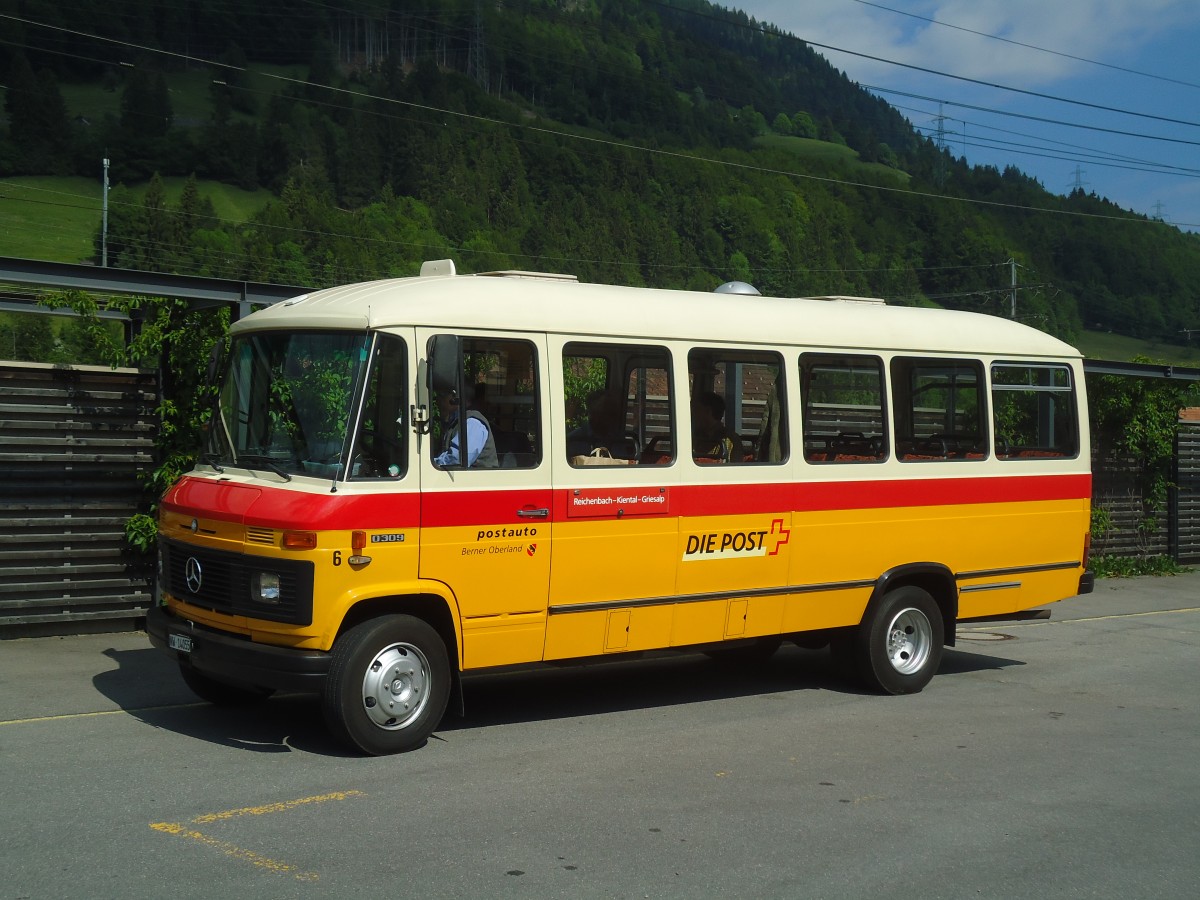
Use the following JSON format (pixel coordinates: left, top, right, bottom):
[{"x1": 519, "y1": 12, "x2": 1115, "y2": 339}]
[
  {"x1": 421, "y1": 489, "x2": 556, "y2": 528},
  {"x1": 165, "y1": 472, "x2": 1089, "y2": 531},
  {"x1": 676, "y1": 474, "x2": 1090, "y2": 517},
  {"x1": 246, "y1": 490, "x2": 422, "y2": 530},
  {"x1": 164, "y1": 477, "x2": 421, "y2": 529}
]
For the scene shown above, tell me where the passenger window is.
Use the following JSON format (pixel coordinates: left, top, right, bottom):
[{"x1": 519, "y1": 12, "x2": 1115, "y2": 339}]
[
  {"x1": 429, "y1": 336, "x2": 541, "y2": 469},
  {"x1": 801, "y1": 354, "x2": 886, "y2": 463},
  {"x1": 351, "y1": 333, "x2": 407, "y2": 479},
  {"x1": 688, "y1": 349, "x2": 786, "y2": 464},
  {"x1": 892, "y1": 358, "x2": 987, "y2": 461},
  {"x1": 563, "y1": 342, "x2": 674, "y2": 467},
  {"x1": 992, "y1": 363, "x2": 1078, "y2": 459}
]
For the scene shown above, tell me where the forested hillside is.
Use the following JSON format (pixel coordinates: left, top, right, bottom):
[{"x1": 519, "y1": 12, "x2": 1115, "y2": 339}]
[{"x1": 3, "y1": 0, "x2": 1199, "y2": 346}]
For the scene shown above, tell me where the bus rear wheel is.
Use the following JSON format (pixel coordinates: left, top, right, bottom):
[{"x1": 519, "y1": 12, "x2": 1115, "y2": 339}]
[
  {"x1": 855, "y1": 586, "x2": 944, "y2": 694},
  {"x1": 322, "y1": 615, "x2": 451, "y2": 756}
]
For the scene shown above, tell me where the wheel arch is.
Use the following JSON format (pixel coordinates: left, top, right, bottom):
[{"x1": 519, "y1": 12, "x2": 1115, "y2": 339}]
[
  {"x1": 334, "y1": 591, "x2": 465, "y2": 717},
  {"x1": 867, "y1": 563, "x2": 958, "y2": 647},
  {"x1": 336, "y1": 592, "x2": 461, "y2": 666}
]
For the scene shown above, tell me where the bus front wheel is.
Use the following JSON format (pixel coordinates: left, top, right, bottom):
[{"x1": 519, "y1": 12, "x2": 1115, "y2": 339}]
[
  {"x1": 855, "y1": 586, "x2": 944, "y2": 694},
  {"x1": 322, "y1": 615, "x2": 451, "y2": 756}
]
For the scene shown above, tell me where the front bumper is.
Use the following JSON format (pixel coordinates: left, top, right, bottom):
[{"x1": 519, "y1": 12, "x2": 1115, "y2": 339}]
[{"x1": 147, "y1": 605, "x2": 331, "y2": 693}]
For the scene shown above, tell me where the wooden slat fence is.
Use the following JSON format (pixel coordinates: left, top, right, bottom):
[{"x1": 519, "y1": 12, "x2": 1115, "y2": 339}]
[
  {"x1": 1090, "y1": 413, "x2": 1200, "y2": 563},
  {"x1": 0, "y1": 361, "x2": 157, "y2": 636},
  {"x1": 1176, "y1": 418, "x2": 1200, "y2": 564}
]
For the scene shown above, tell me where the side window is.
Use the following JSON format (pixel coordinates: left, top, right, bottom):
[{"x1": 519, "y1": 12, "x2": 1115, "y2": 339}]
[
  {"x1": 892, "y1": 357, "x2": 987, "y2": 461},
  {"x1": 992, "y1": 363, "x2": 1078, "y2": 459},
  {"x1": 801, "y1": 354, "x2": 886, "y2": 463},
  {"x1": 563, "y1": 342, "x2": 674, "y2": 467},
  {"x1": 688, "y1": 349, "x2": 787, "y2": 464},
  {"x1": 430, "y1": 336, "x2": 541, "y2": 469},
  {"x1": 350, "y1": 333, "x2": 407, "y2": 479}
]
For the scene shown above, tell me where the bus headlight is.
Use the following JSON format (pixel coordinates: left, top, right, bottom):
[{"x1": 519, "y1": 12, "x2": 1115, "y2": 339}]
[{"x1": 252, "y1": 572, "x2": 282, "y2": 604}]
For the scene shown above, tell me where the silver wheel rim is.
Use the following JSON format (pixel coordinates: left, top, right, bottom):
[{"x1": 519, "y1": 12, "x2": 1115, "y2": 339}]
[
  {"x1": 885, "y1": 606, "x2": 933, "y2": 676},
  {"x1": 361, "y1": 642, "x2": 432, "y2": 730}
]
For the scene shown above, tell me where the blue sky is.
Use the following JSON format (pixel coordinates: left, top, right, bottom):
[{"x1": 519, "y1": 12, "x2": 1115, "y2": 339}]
[{"x1": 733, "y1": 0, "x2": 1200, "y2": 231}]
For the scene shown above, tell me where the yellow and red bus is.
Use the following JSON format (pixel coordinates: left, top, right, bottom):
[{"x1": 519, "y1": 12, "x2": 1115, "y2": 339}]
[{"x1": 147, "y1": 259, "x2": 1093, "y2": 755}]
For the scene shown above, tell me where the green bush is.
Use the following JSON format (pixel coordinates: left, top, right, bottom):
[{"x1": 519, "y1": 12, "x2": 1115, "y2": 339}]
[{"x1": 1091, "y1": 554, "x2": 1191, "y2": 578}]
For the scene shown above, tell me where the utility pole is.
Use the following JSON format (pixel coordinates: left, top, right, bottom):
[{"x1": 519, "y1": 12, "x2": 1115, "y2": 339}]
[
  {"x1": 469, "y1": 0, "x2": 487, "y2": 92},
  {"x1": 1009, "y1": 258, "x2": 1018, "y2": 318},
  {"x1": 932, "y1": 102, "x2": 947, "y2": 188},
  {"x1": 1068, "y1": 165, "x2": 1088, "y2": 193},
  {"x1": 102, "y1": 156, "x2": 110, "y2": 267}
]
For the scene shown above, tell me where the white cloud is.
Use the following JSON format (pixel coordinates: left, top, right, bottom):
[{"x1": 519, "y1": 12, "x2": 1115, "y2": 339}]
[{"x1": 739, "y1": 0, "x2": 1198, "y2": 89}]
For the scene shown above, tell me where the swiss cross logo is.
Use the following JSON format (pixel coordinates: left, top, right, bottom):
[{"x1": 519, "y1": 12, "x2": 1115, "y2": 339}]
[{"x1": 767, "y1": 518, "x2": 791, "y2": 556}]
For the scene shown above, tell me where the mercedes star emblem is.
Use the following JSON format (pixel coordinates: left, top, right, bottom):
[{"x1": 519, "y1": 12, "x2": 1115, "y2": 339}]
[{"x1": 185, "y1": 557, "x2": 203, "y2": 594}]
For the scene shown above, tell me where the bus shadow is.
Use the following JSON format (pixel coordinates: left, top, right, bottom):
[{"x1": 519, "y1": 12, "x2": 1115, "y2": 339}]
[
  {"x1": 445, "y1": 642, "x2": 1026, "y2": 733},
  {"x1": 448, "y1": 647, "x2": 835, "y2": 731},
  {"x1": 939, "y1": 644, "x2": 1026, "y2": 676},
  {"x1": 91, "y1": 646, "x2": 349, "y2": 757},
  {"x1": 90, "y1": 642, "x2": 1025, "y2": 755}
]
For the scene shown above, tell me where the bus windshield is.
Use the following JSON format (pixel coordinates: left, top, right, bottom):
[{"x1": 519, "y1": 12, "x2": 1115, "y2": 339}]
[{"x1": 205, "y1": 330, "x2": 369, "y2": 479}]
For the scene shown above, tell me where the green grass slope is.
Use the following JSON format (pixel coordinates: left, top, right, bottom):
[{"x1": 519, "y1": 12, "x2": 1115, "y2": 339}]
[
  {"x1": 1074, "y1": 329, "x2": 1200, "y2": 367},
  {"x1": 0, "y1": 176, "x2": 274, "y2": 264}
]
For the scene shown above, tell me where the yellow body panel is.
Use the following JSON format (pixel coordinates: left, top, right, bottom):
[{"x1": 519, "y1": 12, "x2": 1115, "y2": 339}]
[{"x1": 161, "y1": 486, "x2": 1089, "y2": 671}]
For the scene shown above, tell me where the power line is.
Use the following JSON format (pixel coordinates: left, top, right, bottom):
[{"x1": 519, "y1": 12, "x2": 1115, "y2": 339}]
[
  {"x1": 650, "y1": 1, "x2": 1200, "y2": 131},
  {"x1": 848, "y1": 0, "x2": 1200, "y2": 91},
  {"x1": 864, "y1": 83, "x2": 1200, "y2": 149}
]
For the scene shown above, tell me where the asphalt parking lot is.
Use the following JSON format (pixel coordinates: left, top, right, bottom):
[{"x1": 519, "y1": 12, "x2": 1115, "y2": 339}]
[{"x1": 2, "y1": 573, "x2": 1198, "y2": 899}]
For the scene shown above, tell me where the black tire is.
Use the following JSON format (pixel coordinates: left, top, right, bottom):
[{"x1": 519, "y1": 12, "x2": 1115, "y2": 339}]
[
  {"x1": 322, "y1": 615, "x2": 451, "y2": 756},
  {"x1": 178, "y1": 662, "x2": 275, "y2": 705},
  {"x1": 854, "y1": 586, "x2": 944, "y2": 695}
]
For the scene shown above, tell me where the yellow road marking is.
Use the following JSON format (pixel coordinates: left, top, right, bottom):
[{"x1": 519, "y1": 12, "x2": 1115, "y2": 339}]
[
  {"x1": 964, "y1": 605, "x2": 1200, "y2": 630},
  {"x1": 0, "y1": 702, "x2": 205, "y2": 727},
  {"x1": 151, "y1": 791, "x2": 366, "y2": 881},
  {"x1": 150, "y1": 822, "x2": 319, "y2": 881},
  {"x1": 192, "y1": 791, "x2": 366, "y2": 823}
]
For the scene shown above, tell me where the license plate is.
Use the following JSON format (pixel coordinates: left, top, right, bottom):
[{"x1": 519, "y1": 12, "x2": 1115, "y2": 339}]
[{"x1": 168, "y1": 633, "x2": 194, "y2": 653}]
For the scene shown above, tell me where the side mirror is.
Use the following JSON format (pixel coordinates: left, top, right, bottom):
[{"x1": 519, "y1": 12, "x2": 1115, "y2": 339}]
[
  {"x1": 427, "y1": 334, "x2": 465, "y2": 467},
  {"x1": 429, "y1": 334, "x2": 462, "y2": 398}
]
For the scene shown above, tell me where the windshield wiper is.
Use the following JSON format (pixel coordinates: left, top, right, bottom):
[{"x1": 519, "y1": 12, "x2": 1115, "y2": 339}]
[
  {"x1": 200, "y1": 452, "x2": 225, "y2": 473},
  {"x1": 236, "y1": 454, "x2": 293, "y2": 482}
]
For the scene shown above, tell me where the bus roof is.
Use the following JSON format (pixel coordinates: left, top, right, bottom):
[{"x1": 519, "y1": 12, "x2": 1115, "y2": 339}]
[{"x1": 231, "y1": 262, "x2": 1081, "y2": 359}]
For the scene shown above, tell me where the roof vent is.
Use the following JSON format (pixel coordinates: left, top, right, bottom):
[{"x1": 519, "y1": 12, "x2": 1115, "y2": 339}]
[
  {"x1": 807, "y1": 295, "x2": 886, "y2": 305},
  {"x1": 715, "y1": 281, "x2": 761, "y2": 296},
  {"x1": 478, "y1": 269, "x2": 578, "y2": 282},
  {"x1": 420, "y1": 259, "x2": 457, "y2": 277}
]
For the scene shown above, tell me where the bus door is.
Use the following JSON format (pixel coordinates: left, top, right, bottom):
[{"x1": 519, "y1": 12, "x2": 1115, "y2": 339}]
[
  {"x1": 545, "y1": 339, "x2": 681, "y2": 659},
  {"x1": 675, "y1": 348, "x2": 793, "y2": 646},
  {"x1": 416, "y1": 330, "x2": 553, "y2": 669}
]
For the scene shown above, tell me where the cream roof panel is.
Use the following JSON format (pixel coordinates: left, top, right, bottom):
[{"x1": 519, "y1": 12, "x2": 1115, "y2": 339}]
[{"x1": 233, "y1": 271, "x2": 1080, "y2": 359}]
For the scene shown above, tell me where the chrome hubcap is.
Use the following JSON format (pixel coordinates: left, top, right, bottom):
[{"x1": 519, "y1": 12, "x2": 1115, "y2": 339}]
[
  {"x1": 361, "y1": 642, "x2": 431, "y2": 730},
  {"x1": 885, "y1": 606, "x2": 933, "y2": 675}
]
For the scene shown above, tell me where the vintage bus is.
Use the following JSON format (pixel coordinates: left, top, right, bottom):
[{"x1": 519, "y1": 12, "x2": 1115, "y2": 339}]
[{"x1": 147, "y1": 259, "x2": 1093, "y2": 755}]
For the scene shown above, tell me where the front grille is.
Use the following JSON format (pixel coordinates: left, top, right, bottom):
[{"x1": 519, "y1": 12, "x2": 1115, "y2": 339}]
[{"x1": 162, "y1": 538, "x2": 314, "y2": 625}]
